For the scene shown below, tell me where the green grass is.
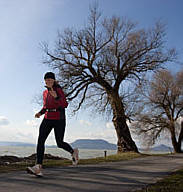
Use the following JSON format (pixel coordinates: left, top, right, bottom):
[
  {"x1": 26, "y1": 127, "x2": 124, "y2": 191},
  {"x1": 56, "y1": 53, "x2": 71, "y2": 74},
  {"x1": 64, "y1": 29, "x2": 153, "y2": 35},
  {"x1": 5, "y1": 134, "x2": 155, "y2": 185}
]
[
  {"x1": 136, "y1": 168, "x2": 183, "y2": 192},
  {"x1": 0, "y1": 152, "x2": 142, "y2": 173}
]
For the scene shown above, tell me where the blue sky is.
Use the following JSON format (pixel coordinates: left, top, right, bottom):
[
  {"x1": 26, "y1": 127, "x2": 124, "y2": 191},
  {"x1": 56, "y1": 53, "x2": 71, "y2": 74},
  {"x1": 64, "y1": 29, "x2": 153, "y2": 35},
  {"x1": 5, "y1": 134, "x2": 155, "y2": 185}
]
[{"x1": 0, "y1": 0, "x2": 183, "y2": 147}]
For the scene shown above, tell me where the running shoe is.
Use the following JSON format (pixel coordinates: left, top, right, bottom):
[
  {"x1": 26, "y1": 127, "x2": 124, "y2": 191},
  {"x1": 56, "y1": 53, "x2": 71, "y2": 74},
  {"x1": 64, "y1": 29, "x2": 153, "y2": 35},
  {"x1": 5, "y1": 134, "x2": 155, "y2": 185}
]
[
  {"x1": 26, "y1": 164, "x2": 43, "y2": 177},
  {"x1": 72, "y1": 148, "x2": 79, "y2": 165}
]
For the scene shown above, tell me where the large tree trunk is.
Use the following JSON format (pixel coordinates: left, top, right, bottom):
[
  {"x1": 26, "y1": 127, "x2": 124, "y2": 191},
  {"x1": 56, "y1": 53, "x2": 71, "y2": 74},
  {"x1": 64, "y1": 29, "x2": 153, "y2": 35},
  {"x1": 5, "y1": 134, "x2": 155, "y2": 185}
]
[
  {"x1": 108, "y1": 91, "x2": 138, "y2": 153},
  {"x1": 170, "y1": 124, "x2": 182, "y2": 153},
  {"x1": 177, "y1": 121, "x2": 183, "y2": 152}
]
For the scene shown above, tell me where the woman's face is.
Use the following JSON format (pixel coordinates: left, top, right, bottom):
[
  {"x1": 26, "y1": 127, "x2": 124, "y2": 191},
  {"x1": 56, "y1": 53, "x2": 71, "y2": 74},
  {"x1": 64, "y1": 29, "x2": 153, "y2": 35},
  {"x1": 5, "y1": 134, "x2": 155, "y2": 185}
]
[{"x1": 45, "y1": 78, "x2": 55, "y2": 88}]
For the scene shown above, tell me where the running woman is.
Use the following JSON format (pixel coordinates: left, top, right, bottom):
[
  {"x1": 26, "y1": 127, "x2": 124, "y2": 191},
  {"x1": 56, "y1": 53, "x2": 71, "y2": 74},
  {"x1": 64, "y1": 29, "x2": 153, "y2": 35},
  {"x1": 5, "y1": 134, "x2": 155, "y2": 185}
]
[{"x1": 27, "y1": 72, "x2": 79, "y2": 177}]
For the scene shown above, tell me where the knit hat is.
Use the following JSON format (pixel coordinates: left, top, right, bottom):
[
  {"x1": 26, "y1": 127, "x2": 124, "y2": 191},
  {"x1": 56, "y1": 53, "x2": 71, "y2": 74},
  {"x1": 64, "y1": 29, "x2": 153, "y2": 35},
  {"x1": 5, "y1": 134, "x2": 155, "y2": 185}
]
[{"x1": 44, "y1": 72, "x2": 55, "y2": 80}]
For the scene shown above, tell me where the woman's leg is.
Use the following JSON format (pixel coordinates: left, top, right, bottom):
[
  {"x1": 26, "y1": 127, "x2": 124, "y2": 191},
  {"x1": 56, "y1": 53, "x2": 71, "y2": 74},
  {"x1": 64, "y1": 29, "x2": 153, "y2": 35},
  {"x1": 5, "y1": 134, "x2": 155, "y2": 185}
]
[
  {"x1": 36, "y1": 119, "x2": 53, "y2": 164},
  {"x1": 54, "y1": 119, "x2": 74, "y2": 154}
]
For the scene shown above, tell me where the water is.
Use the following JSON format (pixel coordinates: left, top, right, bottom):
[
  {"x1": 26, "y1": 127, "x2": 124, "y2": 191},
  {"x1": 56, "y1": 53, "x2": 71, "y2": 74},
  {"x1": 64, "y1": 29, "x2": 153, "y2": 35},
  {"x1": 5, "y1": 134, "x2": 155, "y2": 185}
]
[
  {"x1": 0, "y1": 146, "x2": 117, "y2": 159},
  {"x1": 0, "y1": 146, "x2": 171, "y2": 161}
]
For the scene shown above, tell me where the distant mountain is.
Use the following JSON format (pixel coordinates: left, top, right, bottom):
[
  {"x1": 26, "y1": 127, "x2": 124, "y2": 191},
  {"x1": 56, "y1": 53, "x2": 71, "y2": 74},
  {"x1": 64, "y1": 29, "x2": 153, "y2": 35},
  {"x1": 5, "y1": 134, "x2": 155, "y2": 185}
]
[
  {"x1": 140, "y1": 144, "x2": 173, "y2": 152},
  {"x1": 151, "y1": 144, "x2": 173, "y2": 152},
  {"x1": 0, "y1": 141, "x2": 35, "y2": 147},
  {"x1": 0, "y1": 141, "x2": 174, "y2": 152},
  {"x1": 0, "y1": 141, "x2": 56, "y2": 148},
  {"x1": 71, "y1": 139, "x2": 117, "y2": 150},
  {"x1": 0, "y1": 139, "x2": 117, "y2": 150}
]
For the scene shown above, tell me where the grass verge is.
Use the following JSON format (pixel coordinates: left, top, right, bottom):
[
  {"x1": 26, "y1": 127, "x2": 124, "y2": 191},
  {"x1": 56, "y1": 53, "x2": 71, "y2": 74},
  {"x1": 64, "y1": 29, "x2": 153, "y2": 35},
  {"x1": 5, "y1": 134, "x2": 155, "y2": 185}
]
[
  {"x1": 136, "y1": 168, "x2": 183, "y2": 192},
  {"x1": 0, "y1": 152, "x2": 142, "y2": 173}
]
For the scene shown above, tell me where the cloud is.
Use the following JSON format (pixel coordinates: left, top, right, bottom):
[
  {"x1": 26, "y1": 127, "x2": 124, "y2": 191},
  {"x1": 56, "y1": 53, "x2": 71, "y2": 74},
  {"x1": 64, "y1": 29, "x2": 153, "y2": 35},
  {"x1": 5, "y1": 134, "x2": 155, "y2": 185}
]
[
  {"x1": 0, "y1": 116, "x2": 10, "y2": 126},
  {"x1": 106, "y1": 122, "x2": 114, "y2": 129},
  {"x1": 26, "y1": 120, "x2": 39, "y2": 127},
  {"x1": 79, "y1": 120, "x2": 92, "y2": 127},
  {"x1": 65, "y1": 127, "x2": 117, "y2": 144},
  {"x1": 88, "y1": 129, "x2": 117, "y2": 144},
  {"x1": 15, "y1": 132, "x2": 35, "y2": 141}
]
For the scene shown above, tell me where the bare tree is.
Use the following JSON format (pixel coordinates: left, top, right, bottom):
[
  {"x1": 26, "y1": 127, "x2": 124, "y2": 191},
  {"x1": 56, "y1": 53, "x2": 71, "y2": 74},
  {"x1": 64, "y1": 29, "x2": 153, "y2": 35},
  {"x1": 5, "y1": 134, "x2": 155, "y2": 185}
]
[
  {"x1": 132, "y1": 69, "x2": 183, "y2": 153},
  {"x1": 42, "y1": 6, "x2": 176, "y2": 153}
]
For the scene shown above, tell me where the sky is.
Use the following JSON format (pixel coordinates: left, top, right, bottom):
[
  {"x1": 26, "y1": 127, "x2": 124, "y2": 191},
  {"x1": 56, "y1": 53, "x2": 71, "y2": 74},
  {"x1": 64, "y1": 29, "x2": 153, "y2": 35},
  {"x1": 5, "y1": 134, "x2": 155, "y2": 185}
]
[{"x1": 0, "y1": 0, "x2": 183, "y2": 147}]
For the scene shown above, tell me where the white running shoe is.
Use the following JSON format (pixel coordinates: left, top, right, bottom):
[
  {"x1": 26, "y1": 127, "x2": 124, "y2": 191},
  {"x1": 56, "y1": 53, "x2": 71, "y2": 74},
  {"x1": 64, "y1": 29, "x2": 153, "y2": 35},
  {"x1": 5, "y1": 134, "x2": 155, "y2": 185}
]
[
  {"x1": 27, "y1": 164, "x2": 43, "y2": 177},
  {"x1": 72, "y1": 148, "x2": 79, "y2": 165}
]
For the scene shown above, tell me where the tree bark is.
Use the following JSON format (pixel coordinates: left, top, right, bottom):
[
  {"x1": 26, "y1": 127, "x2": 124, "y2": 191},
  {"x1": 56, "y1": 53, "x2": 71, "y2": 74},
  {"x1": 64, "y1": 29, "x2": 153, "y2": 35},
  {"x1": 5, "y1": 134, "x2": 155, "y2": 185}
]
[
  {"x1": 177, "y1": 121, "x2": 183, "y2": 152},
  {"x1": 108, "y1": 91, "x2": 139, "y2": 153},
  {"x1": 170, "y1": 124, "x2": 182, "y2": 153}
]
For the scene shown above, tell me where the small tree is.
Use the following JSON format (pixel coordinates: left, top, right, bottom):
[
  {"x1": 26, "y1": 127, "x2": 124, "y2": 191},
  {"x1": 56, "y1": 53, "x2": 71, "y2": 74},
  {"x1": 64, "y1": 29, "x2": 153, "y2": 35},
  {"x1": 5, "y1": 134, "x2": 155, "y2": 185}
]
[
  {"x1": 132, "y1": 69, "x2": 183, "y2": 153},
  {"x1": 42, "y1": 6, "x2": 175, "y2": 153}
]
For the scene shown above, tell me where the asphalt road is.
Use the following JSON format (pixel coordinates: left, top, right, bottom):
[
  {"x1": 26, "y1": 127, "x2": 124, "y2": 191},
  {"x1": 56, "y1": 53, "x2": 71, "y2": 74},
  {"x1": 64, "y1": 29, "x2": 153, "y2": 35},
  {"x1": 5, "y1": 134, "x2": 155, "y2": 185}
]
[{"x1": 0, "y1": 153, "x2": 183, "y2": 192}]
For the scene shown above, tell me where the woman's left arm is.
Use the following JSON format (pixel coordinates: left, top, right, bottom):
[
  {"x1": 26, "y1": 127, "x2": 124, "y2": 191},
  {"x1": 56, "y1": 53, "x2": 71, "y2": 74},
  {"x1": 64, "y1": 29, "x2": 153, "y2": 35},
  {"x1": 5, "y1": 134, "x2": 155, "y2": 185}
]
[{"x1": 54, "y1": 88, "x2": 68, "y2": 108}]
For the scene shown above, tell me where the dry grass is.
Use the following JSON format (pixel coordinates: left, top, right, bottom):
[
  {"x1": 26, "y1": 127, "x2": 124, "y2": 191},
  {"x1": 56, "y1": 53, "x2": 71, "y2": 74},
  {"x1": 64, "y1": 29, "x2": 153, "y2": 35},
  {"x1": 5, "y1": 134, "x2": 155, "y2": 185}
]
[
  {"x1": 136, "y1": 168, "x2": 183, "y2": 192},
  {"x1": 0, "y1": 152, "x2": 142, "y2": 173}
]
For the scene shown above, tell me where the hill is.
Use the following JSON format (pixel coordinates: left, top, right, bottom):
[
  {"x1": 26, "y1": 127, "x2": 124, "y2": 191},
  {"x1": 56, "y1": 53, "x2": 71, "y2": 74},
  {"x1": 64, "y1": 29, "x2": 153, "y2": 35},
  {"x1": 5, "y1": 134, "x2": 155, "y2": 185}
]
[
  {"x1": 0, "y1": 141, "x2": 35, "y2": 147},
  {"x1": 151, "y1": 144, "x2": 173, "y2": 152},
  {"x1": 70, "y1": 139, "x2": 117, "y2": 150},
  {"x1": 0, "y1": 139, "x2": 117, "y2": 150},
  {"x1": 140, "y1": 144, "x2": 173, "y2": 152},
  {"x1": 0, "y1": 141, "x2": 174, "y2": 152},
  {"x1": 0, "y1": 141, "x2": 56, "y2": 148}
]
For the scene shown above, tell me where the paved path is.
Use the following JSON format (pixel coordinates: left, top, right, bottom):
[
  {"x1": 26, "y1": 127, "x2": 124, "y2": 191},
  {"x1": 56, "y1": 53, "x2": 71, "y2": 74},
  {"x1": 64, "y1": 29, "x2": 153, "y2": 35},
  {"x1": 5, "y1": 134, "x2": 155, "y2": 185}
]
[{"x1": 0, "y1": 154, "x2": 183, "y2": 192}]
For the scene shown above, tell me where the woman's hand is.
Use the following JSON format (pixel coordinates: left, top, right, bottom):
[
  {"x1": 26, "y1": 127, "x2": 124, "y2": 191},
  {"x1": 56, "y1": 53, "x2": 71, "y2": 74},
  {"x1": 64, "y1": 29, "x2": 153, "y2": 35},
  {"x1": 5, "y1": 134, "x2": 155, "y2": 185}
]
[
  {"x1": 35, "y1": 112, "x2": 41, "y2": 118},
  {"x1": 49, "y1": 87, "x2": 57, "y2": 98}
]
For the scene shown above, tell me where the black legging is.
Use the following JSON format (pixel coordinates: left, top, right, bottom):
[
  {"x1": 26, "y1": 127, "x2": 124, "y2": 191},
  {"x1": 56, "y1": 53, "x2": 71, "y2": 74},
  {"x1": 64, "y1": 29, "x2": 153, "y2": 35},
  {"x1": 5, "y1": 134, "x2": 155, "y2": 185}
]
[{"x1": 36, "y1": 118, "x2": 74, "y2": 164}]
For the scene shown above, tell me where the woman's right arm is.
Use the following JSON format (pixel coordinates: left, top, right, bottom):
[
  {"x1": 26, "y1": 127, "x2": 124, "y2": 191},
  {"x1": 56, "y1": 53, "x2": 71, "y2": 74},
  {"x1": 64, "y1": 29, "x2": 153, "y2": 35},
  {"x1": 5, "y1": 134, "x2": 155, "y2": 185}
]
[{"x1": 35, "y1": 91, "x2": 47, "y2": 118}]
